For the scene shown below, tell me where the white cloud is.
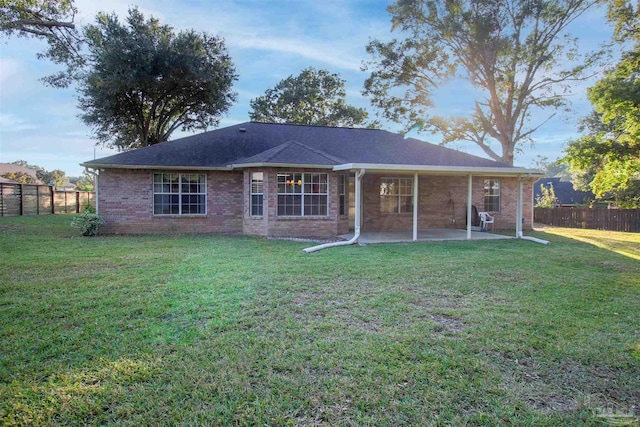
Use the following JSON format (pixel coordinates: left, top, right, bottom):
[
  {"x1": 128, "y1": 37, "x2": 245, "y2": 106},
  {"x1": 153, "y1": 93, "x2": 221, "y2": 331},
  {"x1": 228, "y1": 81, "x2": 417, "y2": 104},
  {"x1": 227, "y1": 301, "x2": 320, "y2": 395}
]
[
  {"x1": 0, "y1": 113, "x2": 38, "y2": 132},
  {"x1": 0, "y1": 59, "x2": 20, "y2": 84}
]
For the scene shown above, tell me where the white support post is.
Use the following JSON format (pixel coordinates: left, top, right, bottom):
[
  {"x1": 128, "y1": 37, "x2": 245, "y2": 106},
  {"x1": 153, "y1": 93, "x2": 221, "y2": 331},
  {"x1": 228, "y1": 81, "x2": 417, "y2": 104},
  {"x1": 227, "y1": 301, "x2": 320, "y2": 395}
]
[
  {"x1": 354, "y1": 169, "x2": 364, "y2": 236},
  {"x1": 413, "y1": 173, "x2": 418, "y2": 241},
  {"x1": 467, "y1": 174, "x2": 473, "y2": 240},
  {"x1": 516, "y1": 177, "x2": 523, "y2": 238}
]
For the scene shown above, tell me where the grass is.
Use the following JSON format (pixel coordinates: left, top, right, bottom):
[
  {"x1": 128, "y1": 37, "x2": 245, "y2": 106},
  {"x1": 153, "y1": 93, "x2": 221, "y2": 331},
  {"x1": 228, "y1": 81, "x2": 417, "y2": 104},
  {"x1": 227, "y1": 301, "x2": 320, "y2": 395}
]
[{"x1": 0, "y1": 215, "x2": 638, "y2": 426}]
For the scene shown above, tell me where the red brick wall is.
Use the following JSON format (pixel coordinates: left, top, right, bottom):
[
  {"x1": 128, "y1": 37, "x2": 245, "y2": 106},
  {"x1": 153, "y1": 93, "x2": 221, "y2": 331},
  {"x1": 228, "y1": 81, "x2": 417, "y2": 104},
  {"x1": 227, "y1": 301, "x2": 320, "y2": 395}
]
[
  {"x1": 98, "y1": 169, "x2": 243, "y2": 234},
  {"x1": 361, "y1": 174, "x2": 534, "y2": 232},
  {"x1": 241, "y1": 168, "x2": 343, "y2": 238},
  {"x1": 98, "y1": 168, "x2": 534, "y2": 236}
]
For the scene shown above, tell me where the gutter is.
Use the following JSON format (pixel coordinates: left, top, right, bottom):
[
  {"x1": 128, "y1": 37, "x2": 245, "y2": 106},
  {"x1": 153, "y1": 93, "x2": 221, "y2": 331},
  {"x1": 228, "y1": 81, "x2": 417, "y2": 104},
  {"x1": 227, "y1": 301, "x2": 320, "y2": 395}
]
[
  {"x1": 519, "y1": 231, "x2": 550, "y2": 245},
  {"x1": 333, "y1": 163, "x2": 544, "y2": 176},
  {"x1": 303, "y1": 168, "x2": 366, "y2": 253}
]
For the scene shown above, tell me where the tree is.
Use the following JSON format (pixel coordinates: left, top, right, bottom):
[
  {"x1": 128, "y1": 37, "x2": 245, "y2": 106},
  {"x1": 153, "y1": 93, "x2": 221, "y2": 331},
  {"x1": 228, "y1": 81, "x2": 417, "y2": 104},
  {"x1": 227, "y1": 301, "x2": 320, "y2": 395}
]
[
  {"x1": 363, "y1": 0, "x2": 601, "y2": 165},
  {"x1": 1, "y1": 0, "x2": 76, "y2": 40},
  {"x1": 535, "y1": 183, "x2": 560, "y2": 208},
  {"x1": 77, "y1": 8, "x2": 236, "y2": 150},
  {"x1": 250, "y1": 67, "x2": 370, "y2": 127},
  {"x1": 45, "y1": 169, "x2": 66, "y2": 187},
  {"x1": 69, "y1": 170, "x2": 95, "y2": 191},
  {"x1": 563, "y1": 1, "x2": 640, "y2": 207},
  {"x1": 9, "y1": 160, "x2": 65, "y2": 186},
  {"x1": 0, "y1": 0, "x2": 83, "y2": 86},
  {"x1": 1, "y1": 171, "x2": 36, "y2": 184}
]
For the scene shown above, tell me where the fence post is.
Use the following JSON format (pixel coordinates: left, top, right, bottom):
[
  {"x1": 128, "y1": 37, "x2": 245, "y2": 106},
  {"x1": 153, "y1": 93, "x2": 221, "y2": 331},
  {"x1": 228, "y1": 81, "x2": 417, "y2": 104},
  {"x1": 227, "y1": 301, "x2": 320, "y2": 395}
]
[
  {"x1": 51, "y1": 186, "x2": 55, "y2": 214},
  {"x1": 19, "y1": 184, "x2": 24, "y2": 216}
]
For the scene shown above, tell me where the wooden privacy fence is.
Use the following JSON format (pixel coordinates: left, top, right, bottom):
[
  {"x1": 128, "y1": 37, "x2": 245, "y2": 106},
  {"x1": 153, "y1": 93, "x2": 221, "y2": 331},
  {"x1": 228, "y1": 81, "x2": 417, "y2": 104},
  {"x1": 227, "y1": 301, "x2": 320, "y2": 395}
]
[
  {"x1": 534, "y1": 207, "x2": 640, "y2": 232},
  {"x1": 0, "y1": 183, "x2": 95, "y2": 216}
]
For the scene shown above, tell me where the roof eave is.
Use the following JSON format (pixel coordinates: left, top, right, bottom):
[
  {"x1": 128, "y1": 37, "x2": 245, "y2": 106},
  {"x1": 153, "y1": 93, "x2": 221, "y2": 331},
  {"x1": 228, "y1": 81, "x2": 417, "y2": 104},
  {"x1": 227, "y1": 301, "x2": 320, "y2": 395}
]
[
  {"x1": 80, "y1": 162, "x2": 233, "y2": 171},
  {"x1": 231, "y1": 162, "x2": 335, "y2": 169},
  {"x1": 333, "y1": 163, "x2": 544, "y2": 176}
]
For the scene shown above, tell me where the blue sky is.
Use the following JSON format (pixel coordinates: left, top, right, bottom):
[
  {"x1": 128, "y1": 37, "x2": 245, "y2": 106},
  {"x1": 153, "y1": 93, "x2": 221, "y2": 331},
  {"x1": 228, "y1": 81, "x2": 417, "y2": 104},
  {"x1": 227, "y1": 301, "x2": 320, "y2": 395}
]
[{"x1": 0, "y1": 0, "x2": 616, "y2": 176}]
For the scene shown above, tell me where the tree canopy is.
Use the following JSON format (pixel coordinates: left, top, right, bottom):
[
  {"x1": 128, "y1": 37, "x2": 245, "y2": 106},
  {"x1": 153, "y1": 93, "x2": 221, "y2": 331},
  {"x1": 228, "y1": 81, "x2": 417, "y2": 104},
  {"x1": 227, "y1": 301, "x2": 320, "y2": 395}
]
[
  {"x1": 0, "y1": 0, "x2": 76, "y2": 39},
  {"x1": 8, "y1": 160, "x2": 66, "y2": 186},
  {"x1": 0, "y1": 0, "x2": 83, "y2": 85},
  {"x1": 250, "y1": 67, "x2": 370, "y2": 127},
  {"x1": 363, "y1": 0, "x2": 601, "y2": 165},
  {"x1": 563, "y1": 0, "x2": 640, "y2": 207},
  {"x1": 75, "y1": 8, "x2": 237, "y2": 151}
]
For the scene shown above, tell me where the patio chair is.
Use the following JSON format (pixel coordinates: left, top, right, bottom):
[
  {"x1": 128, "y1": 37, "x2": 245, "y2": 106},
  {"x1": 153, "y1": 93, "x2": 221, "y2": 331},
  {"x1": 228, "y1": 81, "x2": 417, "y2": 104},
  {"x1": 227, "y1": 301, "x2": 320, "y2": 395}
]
[{"x1": 479, "y1": 212, "x2": 494, "y2": 231}]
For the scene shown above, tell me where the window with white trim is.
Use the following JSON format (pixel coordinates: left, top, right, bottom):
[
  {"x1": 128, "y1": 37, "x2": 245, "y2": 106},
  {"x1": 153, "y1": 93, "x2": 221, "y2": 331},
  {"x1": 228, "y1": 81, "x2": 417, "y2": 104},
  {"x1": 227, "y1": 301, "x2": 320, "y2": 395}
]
[
  {"x1": 339, "y1": 174, "x2": 346, "y2": 216},
  {"x1": 277, "y1": 172, "x2": 328, "y2": 216},
  {"x1": 484, "y1": 179, "x2": 500, "y2": 212},
  {"x1": 153, "y1": 173, "x2": 206, "y2": 215},
  {"x1": 250, "y1": 172, "x2": 264, "y2": 217},
  {"x1": 380, "y1": 177, "x2": 413, "y2": 213}
]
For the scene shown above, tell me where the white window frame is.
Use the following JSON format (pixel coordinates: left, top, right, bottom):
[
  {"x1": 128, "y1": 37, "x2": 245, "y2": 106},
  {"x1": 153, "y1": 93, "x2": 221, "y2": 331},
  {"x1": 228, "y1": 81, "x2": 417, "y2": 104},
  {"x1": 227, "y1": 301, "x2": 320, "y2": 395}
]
[
  {"x1": 380, "y1": 177, "x2": 413, "y2": 213},
  {"x1": 484, "y1": 179, "x2": 501, "y2": 212},
  {"x1": 153, "y1": 173, "x2": 207, "y2": 216},
  {"x1": 339, "y1": 174, "x2": 346, "y2": 216},
  {"x1": 250, "y1": 172, "x2": 264, "y2": 217},
  {"x1": 276, "y1": 172, "x2": 329, "y2": 217}
]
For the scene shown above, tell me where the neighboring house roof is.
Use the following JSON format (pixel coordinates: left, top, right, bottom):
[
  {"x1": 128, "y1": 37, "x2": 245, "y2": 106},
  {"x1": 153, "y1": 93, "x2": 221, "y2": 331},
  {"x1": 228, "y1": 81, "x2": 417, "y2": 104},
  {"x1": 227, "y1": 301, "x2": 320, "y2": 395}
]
[
  {"x1": 82, "y1": 122, "x2": 541, "y2": 175},
  {"x1": 0, "y1": 163, "x2": 42, "y2": 184},
  {"x1": 535, "y1": 177, "x2": 594, "y2": 205}
]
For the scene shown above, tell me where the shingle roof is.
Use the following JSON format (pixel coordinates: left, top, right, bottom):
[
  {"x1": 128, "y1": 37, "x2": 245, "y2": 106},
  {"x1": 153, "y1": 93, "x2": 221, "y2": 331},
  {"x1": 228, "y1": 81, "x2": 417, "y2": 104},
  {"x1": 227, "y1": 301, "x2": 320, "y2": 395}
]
[
  {"x1": 82, "y1": 122, "x2": 522, "y2": 170},
  {"x1": 534, "y1": 177, "x2": 594, "y2": 205}
]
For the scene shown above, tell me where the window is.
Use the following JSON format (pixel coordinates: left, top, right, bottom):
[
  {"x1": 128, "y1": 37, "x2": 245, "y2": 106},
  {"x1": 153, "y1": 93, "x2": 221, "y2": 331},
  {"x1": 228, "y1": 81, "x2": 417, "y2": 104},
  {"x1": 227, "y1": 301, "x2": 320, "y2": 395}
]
[
  {"x1": 339, "y1": 174, "x2": 346, "y2": 216},
  {"x1": 484, "y1": 179, "x2": 500, "y2": 212},
  {"x1": 250, "y1": 172, "x2": 264, "y2": 216},
  {"x1": 380, "y1": 177, "x2": 413, "y2": 213},
  {"x1": 153, "y1": 173, "x2": 206, "y2": 215},
  {"x1": 277, "y1": 172, "x2": 328, "y2": 216}
]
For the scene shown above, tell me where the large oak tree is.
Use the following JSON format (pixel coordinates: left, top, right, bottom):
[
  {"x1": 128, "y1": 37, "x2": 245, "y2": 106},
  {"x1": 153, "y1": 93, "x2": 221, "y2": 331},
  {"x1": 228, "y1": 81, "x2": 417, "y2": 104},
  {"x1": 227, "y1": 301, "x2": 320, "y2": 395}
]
[
  {"x1": 1, "y1": 0, "x2": 84, "y2": 85},
  {"x1": 250, "y1": 67, "x2": 370, "y2": 127},
  {"x1": 77, "y1": 8, "x2": 237, "y2": 150},
  {"x1": 363, "y1": 0, "x2": 601, "y2": 165}
]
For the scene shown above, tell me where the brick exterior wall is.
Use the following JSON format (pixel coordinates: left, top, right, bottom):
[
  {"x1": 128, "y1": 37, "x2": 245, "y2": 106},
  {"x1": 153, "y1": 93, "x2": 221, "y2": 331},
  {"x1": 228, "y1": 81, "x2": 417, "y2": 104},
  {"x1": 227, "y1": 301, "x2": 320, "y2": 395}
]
[
  {"x1": 98, "y1": 168, "x2": 533, "y2": 236},
  {"x1": 361, "y1": 174, "x2": 534, "y2": 232},
  {"x1": 98, "y1": 169, "x2": 243, "y2": 234},
  {"x1": 241, "y1": 168, "x2": 348, "y2": 238}
]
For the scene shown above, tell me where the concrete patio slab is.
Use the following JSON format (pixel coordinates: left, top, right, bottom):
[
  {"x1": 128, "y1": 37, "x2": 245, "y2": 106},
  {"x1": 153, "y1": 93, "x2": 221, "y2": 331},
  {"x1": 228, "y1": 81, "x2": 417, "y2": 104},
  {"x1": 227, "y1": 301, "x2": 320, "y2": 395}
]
[{"x1": 339, "y1": 229, "x2": 513, "y2": 244}]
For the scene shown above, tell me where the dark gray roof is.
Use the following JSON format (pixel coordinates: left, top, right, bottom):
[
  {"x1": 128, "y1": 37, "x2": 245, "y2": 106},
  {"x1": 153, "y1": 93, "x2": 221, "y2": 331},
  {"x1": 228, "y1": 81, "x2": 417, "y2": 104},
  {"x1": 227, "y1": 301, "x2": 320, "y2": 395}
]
[
  {"x1": 535, "y1": 177, "x2": 594, "y2": 205},
  {"x1": 82, "y1": 122, "x2": 518, "y2": 170}
]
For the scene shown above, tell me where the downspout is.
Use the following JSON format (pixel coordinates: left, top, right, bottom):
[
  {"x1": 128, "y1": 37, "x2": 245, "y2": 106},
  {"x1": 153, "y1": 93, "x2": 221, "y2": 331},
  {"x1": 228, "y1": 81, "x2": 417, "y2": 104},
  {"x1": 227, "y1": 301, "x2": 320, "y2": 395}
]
[
  {"x1": 516, "y1": 175, "x2": 550, "y2": 245},
  {"x1": 303, "y1": 168, "x2": 365, "y2": 253},
  {"x1": 84, "y1": 167, "x2": 99, "y2": 214}
]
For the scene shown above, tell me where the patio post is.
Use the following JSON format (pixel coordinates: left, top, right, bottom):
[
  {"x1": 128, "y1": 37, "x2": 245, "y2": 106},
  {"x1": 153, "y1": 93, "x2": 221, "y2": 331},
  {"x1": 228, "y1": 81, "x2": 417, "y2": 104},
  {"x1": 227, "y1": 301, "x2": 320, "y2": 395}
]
[
  {"x1": 516, "y1": 176, "x2": 523, "y2": 238},
  {"x1": 413, "y1": 173, "x2": 418, "y2": 241},
  {"x1": 467, "y1": 174, "x2": 472, "y2": 240}
]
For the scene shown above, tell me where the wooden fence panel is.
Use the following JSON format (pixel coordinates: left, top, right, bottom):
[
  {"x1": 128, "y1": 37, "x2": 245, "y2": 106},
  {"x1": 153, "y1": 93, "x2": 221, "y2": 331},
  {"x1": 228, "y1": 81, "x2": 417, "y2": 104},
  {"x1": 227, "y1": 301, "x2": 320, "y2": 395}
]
[
  {"x1": 534, "y1": 207, "x2": 640, "y2": 232},
  {"x1": 0, "y1": 183, "x2": 95, "y2": 216},
  {"x1": 0, "y1": 184, "x2": 21, "y2": 216}
]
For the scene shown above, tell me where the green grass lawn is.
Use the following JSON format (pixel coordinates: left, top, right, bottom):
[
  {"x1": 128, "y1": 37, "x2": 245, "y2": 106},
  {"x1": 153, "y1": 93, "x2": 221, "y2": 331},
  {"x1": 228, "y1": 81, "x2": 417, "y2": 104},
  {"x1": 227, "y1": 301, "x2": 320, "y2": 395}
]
[{"x1": 1, "y1": 215, "x2": 638, "y2": 426}]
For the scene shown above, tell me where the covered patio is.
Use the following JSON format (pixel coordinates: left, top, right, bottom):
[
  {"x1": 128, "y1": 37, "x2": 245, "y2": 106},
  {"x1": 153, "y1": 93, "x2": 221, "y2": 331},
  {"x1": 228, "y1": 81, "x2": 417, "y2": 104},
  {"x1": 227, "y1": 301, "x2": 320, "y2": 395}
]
[{"x1": 340, "y1": 229, "x2": 512, "y2": 244}]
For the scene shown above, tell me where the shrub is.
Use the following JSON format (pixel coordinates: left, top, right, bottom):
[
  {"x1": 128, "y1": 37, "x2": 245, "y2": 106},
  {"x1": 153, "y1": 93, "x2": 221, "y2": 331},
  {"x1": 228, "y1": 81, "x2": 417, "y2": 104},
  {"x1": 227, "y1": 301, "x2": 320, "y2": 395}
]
[{"x1": 71, "y1": 209, "x2": 105, "y2": 236}]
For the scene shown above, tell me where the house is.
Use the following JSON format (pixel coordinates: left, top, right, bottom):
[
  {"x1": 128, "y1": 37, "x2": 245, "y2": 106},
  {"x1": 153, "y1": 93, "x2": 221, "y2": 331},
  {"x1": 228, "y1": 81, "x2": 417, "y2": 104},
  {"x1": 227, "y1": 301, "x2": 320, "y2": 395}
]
[
  {"x1": 534, "y1": 177, "x2": 594, "y2": 206},
  {"x1": 0, "y1": 163, "x2": 42, "y2": 184},
  {"x1": 81, "y1": 122, "x2": 542, "y2": 239}
]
